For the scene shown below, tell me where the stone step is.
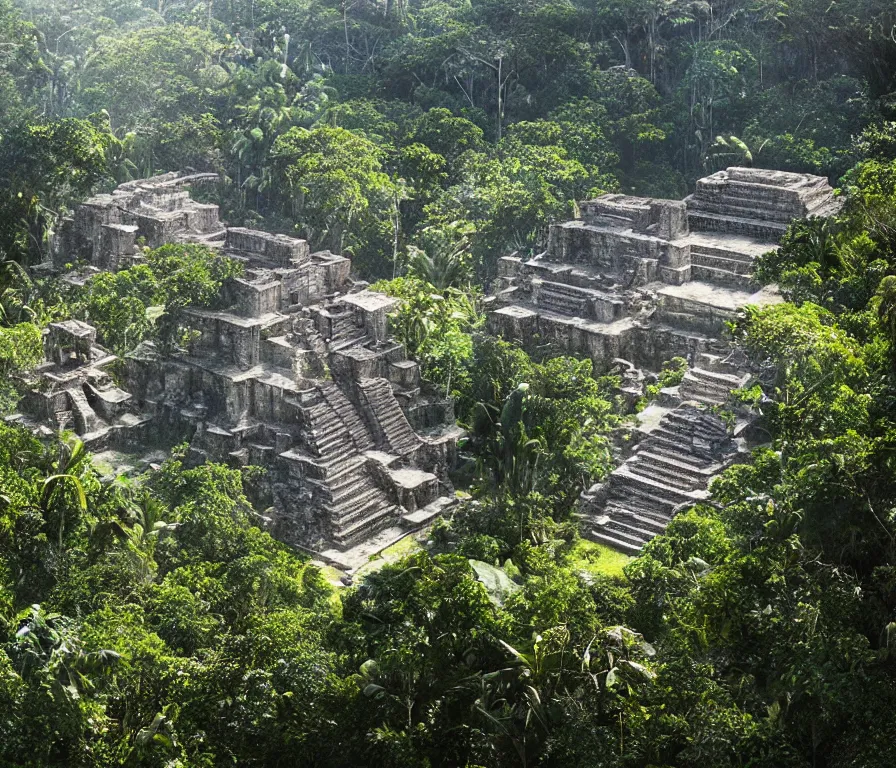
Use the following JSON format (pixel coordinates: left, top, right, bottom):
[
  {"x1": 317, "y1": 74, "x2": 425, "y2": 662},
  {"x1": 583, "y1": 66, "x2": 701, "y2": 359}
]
[
  {"x1": 314, "y1": 430, "x2": 356, "y2": 455},
  {"x1": 588, "y1": 530, "x2": 643, "y2": 555},
  {"x1": 307, "y1": 420, "x2": 346, "y2": 441},
  {"x1": 688, "y1": 211, "x2": 788, "y2": 240},
  {"x1": 636, "y1": 449, "x2": 718, "y2": 479},
  {"x1": 695, "y1": 352, "x2": 742, "y2": 376},
  {"x1": 612, "y1": 464, "x2": 696, "y2": 500},
  {"x1": 605, "y1": 486, "x2": 677, "y2": 518},
  {"x1": 701, "y1": 185, "x2": 805, "y2": 211},
  {"x1": 686, "y1": 367, "x2": 746, "y2": 388},
  {"x1": 320, "y1": 383, "x2": 375, "y2": 452},
  {"x1": 331, "y1": 505, "x2": 396, "y2": 548},
  {"x1": 330, "y1": 334, "x2": 368, "y2": 351},
  {"x1": 688, "y1": 236, "x2": 770, "y2": 259},
  {"x1": 537, "y1": 288, "x2": 588, "y2": 315},
  {"x1": 536, "y1": 278, "x2": 605, "y2": 299},
  {"x1": 609, "y1": 468, "x2": 691, "y2": 511},
  {"x1": 402, "y1": 496, "x2": 454, "y2": 528},
  {"x1": 646, "y1": 431, "x2": 698, "y2": 460},
  {"x1": 596, "y1": 520, "x2": 651, "y2": 546},
  {"x1": 690, "y1": 248, "x2": 754, "y2": 272},
  {"x1": 638, "y1": 440, "x2": 712, "y2": 469},
  {"x1": 309, "y1": 414, "x2": 351, "y2": 438},
  {"x1": 679, "y1": 370, "x2": 745, "y2": 406},
  {"x1": 679, "y1": 384, "x2": 727, "y2": 406},
  {"x1": 721, "y1": 181, "x2": 831, "y2": 212},
  {"x1": 603, "y1": 518, "x2": 662, "y2": 544},
  {"x1": 676, "y1": 380, "x2": 732, "y2": 403},
  {"x1": 359, "y1": 378, "x2": 421, "y2": 455},
  {"x1": 626, "y1": 456, "x2": 705, "y2": 491},
  {"x1": 659, "y1": 413, "x2": 728, "y2": 441},
  {"x1": 329, "y1": 491, "x2": 392, "y2": 528},
  {"x1": 328, "y1": 478, "x2": 380, "y2": 507},
  {"x1": 665, "y1": 403, "x2": 732, "y2": 427},
  {"x1": 603, "y1": 503, "x2": 671, "y2": 532},
  {"x1": 326, "y1": 468, "x2": 370, "y2": 496},
  {"x1": 691, "y1": 195, "x2": 798, "y2": 224},
  {"x1": 327, "y1": 496, "x2": 387, "y2": 522},
  {"x1": 690, "y1": 264, "x2": 755, "y2": 291},
  {"x1": 319, "y1": 454, "x2": 368, "y2": 480}
]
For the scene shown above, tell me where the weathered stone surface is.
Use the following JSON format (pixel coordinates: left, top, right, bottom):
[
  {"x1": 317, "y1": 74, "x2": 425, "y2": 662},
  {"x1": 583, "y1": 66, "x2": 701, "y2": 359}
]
[
  {"x1": 489, "y1": 167, "x2": 836, "y2": 375},
  {"x1": 580, "y1": 405, "x2": 745, "y2": 554},
  {"x1": 685, "y1": 167, "x2": 841, "y2": 240},
  {"x1": 55, "y1": 172, "x2": 225, "y2": 267}
]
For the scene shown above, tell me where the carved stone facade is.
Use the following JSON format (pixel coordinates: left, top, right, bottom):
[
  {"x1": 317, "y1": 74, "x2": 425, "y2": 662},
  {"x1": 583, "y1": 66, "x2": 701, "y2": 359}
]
[
  {"x1": 20, "y1": 173, "x2": 463, "y2": 569},
  {"x1": 488, "y1": 167, "x2": 843, "y2": 554}
]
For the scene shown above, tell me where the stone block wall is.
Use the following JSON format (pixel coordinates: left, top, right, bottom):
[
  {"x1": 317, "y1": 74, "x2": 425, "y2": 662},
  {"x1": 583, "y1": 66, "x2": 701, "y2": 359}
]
[
  {"x1": 56, "y1": 173, "x2": 225, "y2": 268},
  {"x1": 580, "y1": 195, "x2": 688, "y2": 240},
  {"x1": 231, "y1": 277, "x2": 283, "y2": 317},
  {"x1": 225, "y1": 228, "x2": 310, "y2": 267},
  {"x1": 98, "y1": 224, "x2": 139, "y2": 270},
  {"x1": 687, "y1": 167, "x2": 841, "y2": 238}
]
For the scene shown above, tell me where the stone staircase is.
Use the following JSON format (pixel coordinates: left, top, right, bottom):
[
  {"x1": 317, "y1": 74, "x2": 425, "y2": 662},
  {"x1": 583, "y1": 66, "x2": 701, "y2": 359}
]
[
  {"x1": 534, "y1": 280, "x2": 591, "y2": 316},
  {"x1": 68, "y1": 385, "x2": 101, "y2": 434},
  {"x1": 687, "y1": 210, "x2": 788, "y2": 241},
  {"x1": 315, "y1": 305, "x2": 368, "y2": 351},
  {"x1": 686, "y1": 170, "x2": 840, "y2": 241},
  {"x1": 329, "y1": 312, "x2": 368, "y2": 351},
  {"x1": 679, "y1": 366, "x2": 749, "y2": 406},
  {"x1": 689, "y1": 243, "x2": 755, "y2": 291},
  {"x1": 302, "y1": 386, "x2": 398, "y2": 549},
  {"x1": 582, "y1": 406, "x2": 741, "y2": 554},
  {"x1": 325, "y1": 468, "x2": 397, "y2": 549},
  {"x1": 318, "y1": 381, "x2": 375, "y2": 452},
  {"x1": 357, "y1": 377, "x2": 422, "y2": 457}
]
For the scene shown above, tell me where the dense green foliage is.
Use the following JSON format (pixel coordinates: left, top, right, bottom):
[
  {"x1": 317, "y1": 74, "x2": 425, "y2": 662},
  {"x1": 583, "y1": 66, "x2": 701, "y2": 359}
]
[
  {"x1": 0, "y1": 0, "x2": 893, "y2": 275},
  {"x1": 72, "y1": 243, "x2": 244, "y2": 354},
  {"x1": 2, "y1": 0, "x2": 896, "y2": 764}
]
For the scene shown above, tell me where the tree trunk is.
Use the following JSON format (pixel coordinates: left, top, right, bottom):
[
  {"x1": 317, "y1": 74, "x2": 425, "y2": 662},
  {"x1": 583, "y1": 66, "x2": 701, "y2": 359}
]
[{"x1": 496, "y1": 56, "x2": 503, "y2": 142}]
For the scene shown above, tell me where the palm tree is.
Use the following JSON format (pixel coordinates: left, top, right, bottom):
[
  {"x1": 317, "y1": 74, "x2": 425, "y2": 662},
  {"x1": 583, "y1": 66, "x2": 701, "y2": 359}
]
[
  {"x1": 801, "y1": 216, "x2": 842, "y2": 275},
  {"x1": 704, "y1": 134, "x2": 764, "y2": 172},
  {"x1": 465, "y1": 384, "x2": 544, "y2": 495},
  {"x1": 0, "y1": 255, "x2": 37, "y2": 326},
  {"x1": 40, "y1": 435, "x2": 91, "y2": 553},
  {"x1": 406, "y1": 236, "x2": 472, "y2": 290},
  {"x1": 9, "y1": 604, "x2": 120, "y2": 706},
  {"x1": 474, "y1": 629, "x2": 571, "y2": 767}
]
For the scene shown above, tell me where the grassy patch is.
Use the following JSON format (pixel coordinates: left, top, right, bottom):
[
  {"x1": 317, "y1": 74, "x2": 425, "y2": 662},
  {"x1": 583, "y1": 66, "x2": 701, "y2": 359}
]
[
  {"x1": 317, "y1": 563, "x2": 348, "y2": 585},
  {"x1": 354, "y1": 534, "x2": 424, "y2": 579},
  {"x1": 379, "y1": 534, "x2": 423, "y2": 561},
  {"x1": 569, "y1": 539, "x2": 634, "y2": 578}
]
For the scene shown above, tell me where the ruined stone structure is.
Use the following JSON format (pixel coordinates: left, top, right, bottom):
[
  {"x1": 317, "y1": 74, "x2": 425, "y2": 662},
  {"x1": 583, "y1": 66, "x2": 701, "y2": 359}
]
[
  {"x1": 14, "y1": 167, "x2": 844, "y2": 560},
  {"x1": 18, "y1": 174, "x2": 462, "y2": 569},
  {"x1": 9, "y1": 320, "x2": 151, "y2": 448},
  {"x1": 488, "y1": 167, "x2": 842, "y2": 553},
  {"x1": 54, "y1": 172, "x2": 225, "y2": 271}
]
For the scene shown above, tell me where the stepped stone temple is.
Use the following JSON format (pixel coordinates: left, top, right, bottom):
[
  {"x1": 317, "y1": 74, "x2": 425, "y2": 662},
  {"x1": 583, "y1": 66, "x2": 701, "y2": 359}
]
[
  {"x1": 488, "y1": 167, "x2": 843, "y2": 554},
  {"x1": 13, "y1": 173, "x2": 462, "y2": 569}
]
